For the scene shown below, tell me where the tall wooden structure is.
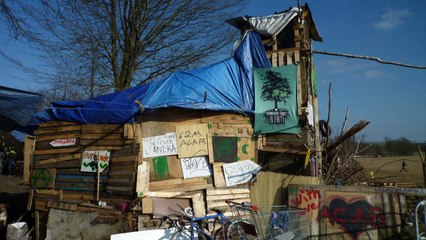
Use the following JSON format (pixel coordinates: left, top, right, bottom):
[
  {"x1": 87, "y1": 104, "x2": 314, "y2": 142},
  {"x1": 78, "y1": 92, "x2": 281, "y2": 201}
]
[{"x1": 227, "y1": 4, "x2": 323, "y2": 177}]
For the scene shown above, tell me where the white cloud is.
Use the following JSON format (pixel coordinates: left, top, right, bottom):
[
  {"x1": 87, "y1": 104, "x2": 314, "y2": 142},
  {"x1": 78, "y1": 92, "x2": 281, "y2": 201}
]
[
  {"x1": 363, "y1": 70, "x2": 383, "y2": 79},
  {"x1": 374, "y1": 8, "x2": 411, "y2": 31}
]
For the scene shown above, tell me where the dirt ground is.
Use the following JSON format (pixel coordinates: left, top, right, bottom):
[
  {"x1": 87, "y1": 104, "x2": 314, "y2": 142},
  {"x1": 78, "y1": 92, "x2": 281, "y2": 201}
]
[
  {"x1": 0, "y1": 175, "x2": 32, "y2": 238},
  {"x1": 356, "y1": 155, "x2": 425, "y2": 187}
]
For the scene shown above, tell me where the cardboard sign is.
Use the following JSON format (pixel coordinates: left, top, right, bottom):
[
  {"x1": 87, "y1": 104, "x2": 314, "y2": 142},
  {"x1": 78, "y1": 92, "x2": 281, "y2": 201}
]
[
  {"x1": 143, "y1": 133, "x2": 178, "y2": 158},
  {"x1": 223, "y1": 160, "x2": 261, "y2": 186},
  {"x1": 50, "y1": 138, "x2": 76, "y2": 147},
  {"x1": 176, "y1": 124, "x2": 209, "y2": 158},
  {"x1": 80, "y1": 150, "x2": 111, "y2": 173},
  {"x1": 180, "y1": 156, "x2": 212, "y2": 179}
]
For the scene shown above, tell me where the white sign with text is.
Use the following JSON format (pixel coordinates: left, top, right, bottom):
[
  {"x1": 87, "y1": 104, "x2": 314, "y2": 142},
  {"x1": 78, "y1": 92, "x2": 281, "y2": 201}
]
[
  {"x1": 50, "y1": 138, "x2": 76, "y2": 147},
  {"x1": 142, "y1": 132, "x2": 178, "y2": 158},
  {"x1": 80, "y1": 150, "x2": 111, "y2": 173},
  {"x1": 223, "y1": 160, "x2": 261, "y2": 186},
  {"x1": 180, "y1": 156, "x2": 212, "y2": 179}
]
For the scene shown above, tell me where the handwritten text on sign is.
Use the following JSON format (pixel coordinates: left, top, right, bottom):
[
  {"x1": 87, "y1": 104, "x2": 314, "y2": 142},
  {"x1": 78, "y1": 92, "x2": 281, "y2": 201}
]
[
  {"x1": 80, "y1": 150, "x2": 111, "y2": 173},
  {"x1": 143, "y1": 132, "x2": 178, "y2": 158},
  {"x1": 176, "y1": 124, "x2": 208, "y2": 158},
  {"x1": 50, "y1": 138, "x2": 76, "y2": 147},
  {"x1": 180, "y1": 156, "x2": 212, "y2": 179},
  {"x1": 223, "y1": 160, "x2": 261, "y2": 186}
]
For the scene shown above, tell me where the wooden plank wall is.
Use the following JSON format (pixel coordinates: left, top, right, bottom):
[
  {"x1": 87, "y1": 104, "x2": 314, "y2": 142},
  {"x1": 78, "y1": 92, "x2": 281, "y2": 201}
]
[
  {"x1": 137, "y1": 109, "x2": 256, "y2": 218},
  {"x1": 31, "y1": 121, "x2": 140, "y2": 213}
]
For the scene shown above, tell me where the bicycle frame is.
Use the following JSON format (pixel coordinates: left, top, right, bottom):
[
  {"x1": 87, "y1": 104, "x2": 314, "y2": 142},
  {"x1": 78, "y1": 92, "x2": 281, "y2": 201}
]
[{"x1": 187, "y1": 213, "x2": 228, "y2": 240}]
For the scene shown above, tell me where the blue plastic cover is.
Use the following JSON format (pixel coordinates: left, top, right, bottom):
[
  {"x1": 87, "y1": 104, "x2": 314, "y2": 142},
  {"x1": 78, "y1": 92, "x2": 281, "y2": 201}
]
[
  {"x1": 0, "y1": 86, "x2": 42, "y2": 131},
  {"x1": 32, "y1": 31, "x2": 271, "y2": 125}
]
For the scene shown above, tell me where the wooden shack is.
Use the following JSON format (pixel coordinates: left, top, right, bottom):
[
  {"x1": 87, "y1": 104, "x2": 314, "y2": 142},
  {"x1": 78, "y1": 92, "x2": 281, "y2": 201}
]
[
  {"x1": 227, "y1": 4, "x2": 323, "y2": 176},
  {"x1": 26, "y1": 5, "x2": 323, "y2": 239}
]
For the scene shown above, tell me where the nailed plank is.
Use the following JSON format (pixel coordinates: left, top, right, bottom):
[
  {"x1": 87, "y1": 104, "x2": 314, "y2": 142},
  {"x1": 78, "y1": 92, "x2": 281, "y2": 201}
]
[
  {"x1": 34, "y1": 147, "x2": 80, "y2": 156},
  {"x1": 207, "y1": 198, "x2": 250, "y2": 208},
  {"x1": 206, "y1": 193, "x2": 250, "y2": 201},
  {"x1": 24, "y1": 136, "x2": 35, "y2": 184},
  {"x1": 35, "y1": 132, "x2": 81, "y2": 142},
  {"x1": 81, "y1": 124, "x2": 123, "y2": 134},
  {"x1": 47, "y1": 201, "x2": 77, "y2": 211},
  {"x1": 40, "y1": 121, "x2": 78, "y2": 127},
  {"x1": 35, "y1": 125, "x2": 82, "y2": 135},
  {"x1": 31, "y1": 168, "x2": 56, "y2": 189},
  {"x1": 79, "y1": 139, "x2": 129, "y2": 146},
  {"x1": 213, "y1": 163, "x2": 226, "y2": 187},
  {"x1": 80, "y1": 133, "x2": 123, "y2": 140},
  {"x1": 206, "y1": 188, "x2": 250, "y2": 195},
  {"x1": 37, "y1": 153, "x2": 81, "y2": 166}
]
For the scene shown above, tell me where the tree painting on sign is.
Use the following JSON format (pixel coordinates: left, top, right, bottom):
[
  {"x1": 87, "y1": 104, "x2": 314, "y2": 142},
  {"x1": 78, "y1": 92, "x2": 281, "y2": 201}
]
[{"x1": 254, "y1": 65, "x2": 300, "y2": 134}]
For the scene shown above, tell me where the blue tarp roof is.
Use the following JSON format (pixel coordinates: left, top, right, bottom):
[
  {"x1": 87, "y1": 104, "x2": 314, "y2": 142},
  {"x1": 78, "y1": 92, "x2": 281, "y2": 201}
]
[{"x1": 32, "y1": 31, "x2": 271, "y2": 125}]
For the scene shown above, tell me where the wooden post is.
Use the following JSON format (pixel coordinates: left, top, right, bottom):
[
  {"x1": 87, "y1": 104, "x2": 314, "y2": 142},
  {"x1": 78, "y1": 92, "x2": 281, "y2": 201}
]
[
  {"x1": 23, "y1": 136, "x2": 35, "y2": 185},
  {"x1": 35, "y1": 210, "x2": 40, "y2": 240},
  {"x1": 96, "y1": 151, "x2": 100, "y2": 201},
  {"x1": 418, "y1": 144, "x2": 426, "y2": 187}
]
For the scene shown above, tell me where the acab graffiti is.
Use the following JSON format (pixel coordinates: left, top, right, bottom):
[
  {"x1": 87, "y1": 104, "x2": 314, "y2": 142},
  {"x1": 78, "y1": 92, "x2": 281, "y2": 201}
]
[{"x1": 318, "y1": 197, "x2": 385, "y2": 239}]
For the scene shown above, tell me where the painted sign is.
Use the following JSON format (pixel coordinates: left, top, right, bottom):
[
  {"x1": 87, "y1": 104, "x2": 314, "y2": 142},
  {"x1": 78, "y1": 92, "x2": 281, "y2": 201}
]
[
  {"x1": 49, "y1": 138, "x2": 76, "y2": 147},
  {"x1": 143, "y1": 132, "x2": 178, "y2": 158},
  {"x1": 176, "y1": 124, "x2": 208, "y2": 158},
  {"x1": 212, "y1": 136, "x2": 237, "y2": 163},
  {"x1": 223, "y1": 160, "x2": 261, "y2": 186},
  {"x1": 80, "y1": 150, "x2": 111, "y2": 173},
  {"x1": 31, "y1": 168, "x2": 56, "y2": 189},
  {"x1": 180, "y1": 156, "x2": 212, "y2": 179},
  {"x1": 254, "y1": 65, "x2": 300, "y2": 134}
]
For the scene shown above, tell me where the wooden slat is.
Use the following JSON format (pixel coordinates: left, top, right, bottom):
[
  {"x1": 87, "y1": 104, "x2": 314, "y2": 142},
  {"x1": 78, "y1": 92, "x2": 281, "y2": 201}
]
[
  {"x1": 35, "y1": 132, "x2": 81, "y2": 142},
  {"x1": 40, "y1": 121, "x2": 78, "y2": 127},
  {"x1": 34, "y1": 147, "x2": 80, "y2": 156},
  {"x1": 47, "y1": 201, "x2": 77, "y2": 211},
  {"x1": 37, "y1": 153, "x2": 81, "y2": 166},
  {"x1": 35, "y1": 125, "x2": 82, "y2": 135},
  {"x1": 81, "y1": 124, "x2": 122, "y2": 134}
]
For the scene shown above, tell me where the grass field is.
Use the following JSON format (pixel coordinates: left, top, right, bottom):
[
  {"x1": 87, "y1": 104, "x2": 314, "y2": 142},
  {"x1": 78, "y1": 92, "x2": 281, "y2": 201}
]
[{"x1": 356, "y1": 155, "x2": 425, "y2": 187}]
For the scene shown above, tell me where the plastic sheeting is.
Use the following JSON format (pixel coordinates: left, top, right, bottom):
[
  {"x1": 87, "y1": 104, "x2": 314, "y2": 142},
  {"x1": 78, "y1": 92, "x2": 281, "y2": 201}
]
[
  {"x1": 0, "y1": 86, "x2": 42, "y2": 131},
  {"x1": 246, "y1": 7, "x2": 299, "y2": 37},
  {"x1": 31, "y1": 31, "x2": 271, "y2": 125}
]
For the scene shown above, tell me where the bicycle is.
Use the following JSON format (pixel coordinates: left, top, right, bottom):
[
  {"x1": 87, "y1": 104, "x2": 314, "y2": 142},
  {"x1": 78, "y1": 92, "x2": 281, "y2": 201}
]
[{"x1": 170, "y1": 204, "x2": 257, "y2": 240}]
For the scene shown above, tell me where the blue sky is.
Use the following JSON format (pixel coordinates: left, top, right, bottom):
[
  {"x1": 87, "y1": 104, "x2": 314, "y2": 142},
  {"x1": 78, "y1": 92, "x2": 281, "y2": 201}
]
[
  {"x1": 245, "y1": 0, "x2": 426, "y2": 142},
  {"x1": 1, "y1": 1, "x2": 425, "y2": 142}
]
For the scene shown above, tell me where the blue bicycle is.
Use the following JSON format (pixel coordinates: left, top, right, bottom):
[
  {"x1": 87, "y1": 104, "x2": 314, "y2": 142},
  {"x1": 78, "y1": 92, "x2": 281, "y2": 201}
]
[{"x1": 171, "y1": 204, "x2": 257, "y2": 240}]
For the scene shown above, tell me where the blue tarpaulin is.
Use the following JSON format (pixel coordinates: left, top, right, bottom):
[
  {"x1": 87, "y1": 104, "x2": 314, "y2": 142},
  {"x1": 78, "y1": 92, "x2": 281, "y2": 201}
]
[
  {"x1": 32, "y1": 31, "x2": 271, "y2": 125},
  {"x1": 0, "y1": 86, "x2": 42, "y2": 131}
]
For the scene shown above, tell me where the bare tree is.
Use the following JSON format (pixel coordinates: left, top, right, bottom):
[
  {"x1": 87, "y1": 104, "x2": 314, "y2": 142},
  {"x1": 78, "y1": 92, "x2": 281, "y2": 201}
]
[{"x1": 7, "y1": 0, "x2": 246, "y2": 98}]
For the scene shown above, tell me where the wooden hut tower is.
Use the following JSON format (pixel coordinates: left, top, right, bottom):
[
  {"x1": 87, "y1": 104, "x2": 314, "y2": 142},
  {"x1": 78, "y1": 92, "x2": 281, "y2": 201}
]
[{"x1": 227, "y1": 4, "x2": 323, "y2": 177}]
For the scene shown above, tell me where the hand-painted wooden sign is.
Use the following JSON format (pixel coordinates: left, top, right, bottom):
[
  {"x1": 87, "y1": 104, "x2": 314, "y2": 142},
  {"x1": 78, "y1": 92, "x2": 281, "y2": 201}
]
[
  {"x1": 143, "y1": 132, "x2": 178, "y2": 158},
  {"x1": 49, "y1": 138, "x2": 76, "y2": 147},
  {"x1": 212, "y1": 136, "x2": 237, "y2": 163},
  {"x1": 180, "y1": 156, "x2": 212, "y2": 179},
  {"x1": 80, "y1": 150, "x2": 111, "y2": 173},
  {"x1": 31, "y1": 168, "x2": 56, "y2": 189},
  {"x1": 223, "y1": 160, "x2": 261, "y2": 186},
  {"x1": 176, "y1": 124, "x2": 208, "y2": 158}
]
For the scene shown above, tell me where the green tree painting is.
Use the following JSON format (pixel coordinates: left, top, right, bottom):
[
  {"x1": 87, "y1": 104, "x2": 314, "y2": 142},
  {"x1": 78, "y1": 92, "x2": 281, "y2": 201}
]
[{"x1": 260, "y1": 70, "x2": 292, "y2": 111}]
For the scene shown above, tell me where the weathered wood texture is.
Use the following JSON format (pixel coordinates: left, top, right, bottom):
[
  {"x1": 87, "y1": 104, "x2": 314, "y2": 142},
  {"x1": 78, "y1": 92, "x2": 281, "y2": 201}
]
[{"x1": 32, "y1": 121, "x2": 139, "y2": 212}]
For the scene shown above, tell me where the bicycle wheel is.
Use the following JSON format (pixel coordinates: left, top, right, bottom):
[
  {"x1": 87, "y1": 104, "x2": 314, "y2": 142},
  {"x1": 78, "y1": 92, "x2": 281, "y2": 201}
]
[
  {"x1": 226, "y1": 220, "x2": 257, "y2": 240},
  {"x1": 171, "y1": 229, "x2": 209, "y2": 240}
]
